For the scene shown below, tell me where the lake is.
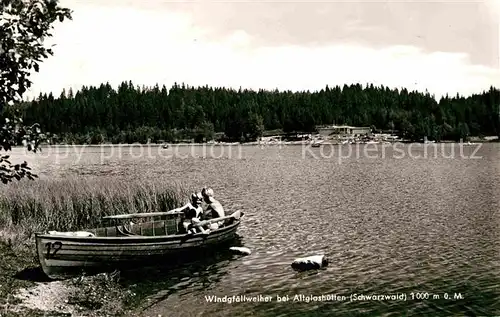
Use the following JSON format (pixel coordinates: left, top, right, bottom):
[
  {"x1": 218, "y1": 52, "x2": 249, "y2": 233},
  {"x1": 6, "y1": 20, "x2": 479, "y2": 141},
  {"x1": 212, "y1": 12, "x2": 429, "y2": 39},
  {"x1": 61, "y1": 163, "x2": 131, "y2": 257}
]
[{"x1": 9, "y1": 142, "x2": 500, "y2": 316}]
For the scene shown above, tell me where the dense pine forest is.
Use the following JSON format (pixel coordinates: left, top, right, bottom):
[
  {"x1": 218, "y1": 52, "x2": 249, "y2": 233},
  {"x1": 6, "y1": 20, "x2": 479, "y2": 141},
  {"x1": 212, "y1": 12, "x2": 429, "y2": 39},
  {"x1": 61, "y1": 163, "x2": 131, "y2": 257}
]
[{"x1": 5, "y1": 82, "x2": 500, "y2": 144}]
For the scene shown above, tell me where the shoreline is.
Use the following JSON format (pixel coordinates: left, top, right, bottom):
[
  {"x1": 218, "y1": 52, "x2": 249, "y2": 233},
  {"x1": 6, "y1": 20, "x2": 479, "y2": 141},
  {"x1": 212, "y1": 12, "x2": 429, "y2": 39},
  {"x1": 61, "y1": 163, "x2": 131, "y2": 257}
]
[
  {"x1": 22, "y1": 137, "x2": 500, "y2": 148},
  {"x1": 0, "y1": 178, "x2": 186, "y2": 317},
  {"x1": 0, "y1": 238, "x2": 136, "y2": 317}
]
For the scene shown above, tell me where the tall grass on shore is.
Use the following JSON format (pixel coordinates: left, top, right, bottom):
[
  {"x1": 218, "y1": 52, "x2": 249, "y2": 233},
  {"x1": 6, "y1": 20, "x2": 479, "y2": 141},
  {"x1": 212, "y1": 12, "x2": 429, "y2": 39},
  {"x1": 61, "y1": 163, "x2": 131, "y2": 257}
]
[{"x1": 0, "y1": 176, "x2": 188, "y2": 243}]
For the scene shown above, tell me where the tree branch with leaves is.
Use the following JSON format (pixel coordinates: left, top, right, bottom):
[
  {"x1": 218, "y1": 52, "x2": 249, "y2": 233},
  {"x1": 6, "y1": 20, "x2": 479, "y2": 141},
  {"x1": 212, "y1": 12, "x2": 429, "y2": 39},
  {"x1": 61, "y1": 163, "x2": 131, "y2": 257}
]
[{"x1": 0, "y1": 0, "x2": 71, "y2": 183}]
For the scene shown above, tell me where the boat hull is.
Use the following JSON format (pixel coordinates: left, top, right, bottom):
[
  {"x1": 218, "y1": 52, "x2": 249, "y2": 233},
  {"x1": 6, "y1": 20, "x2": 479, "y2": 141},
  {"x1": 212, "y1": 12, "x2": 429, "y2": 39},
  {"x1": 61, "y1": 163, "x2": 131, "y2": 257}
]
[{"x1": 36, "y1": 221, "x2": 241, "y2": 279}]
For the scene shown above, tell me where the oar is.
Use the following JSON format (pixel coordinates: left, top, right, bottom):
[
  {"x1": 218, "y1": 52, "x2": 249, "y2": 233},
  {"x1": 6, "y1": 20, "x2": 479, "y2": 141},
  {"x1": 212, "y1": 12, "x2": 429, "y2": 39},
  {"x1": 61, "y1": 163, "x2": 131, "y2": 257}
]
[
  {"x1": 193, "y1": 210, "x2": 242, "y2": 228},
  {"x1": 102, "y1": 209, "x2": 184, "y2": 220}
]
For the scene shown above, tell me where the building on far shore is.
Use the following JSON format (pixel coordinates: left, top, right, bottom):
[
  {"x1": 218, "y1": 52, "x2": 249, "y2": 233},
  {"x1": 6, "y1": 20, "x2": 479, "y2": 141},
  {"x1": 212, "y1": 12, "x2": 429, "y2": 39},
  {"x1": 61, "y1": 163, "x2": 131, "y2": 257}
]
[{"x1": 316, "y1": 125, "x2": 372, "y2": 137}]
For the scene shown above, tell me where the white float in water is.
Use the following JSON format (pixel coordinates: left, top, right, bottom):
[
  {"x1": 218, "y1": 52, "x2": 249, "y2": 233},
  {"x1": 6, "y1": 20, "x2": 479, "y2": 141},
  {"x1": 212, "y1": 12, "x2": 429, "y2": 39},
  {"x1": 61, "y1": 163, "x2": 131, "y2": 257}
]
[
  {"x1": 48, "y1": 231, "x2": 95, "y2": 237},
  {"x1": 291, "y1": 255, "x2": 328, "y2": 272},
  {"x1": 229, "y1": 247, "x2": 252, "y2": 255}
]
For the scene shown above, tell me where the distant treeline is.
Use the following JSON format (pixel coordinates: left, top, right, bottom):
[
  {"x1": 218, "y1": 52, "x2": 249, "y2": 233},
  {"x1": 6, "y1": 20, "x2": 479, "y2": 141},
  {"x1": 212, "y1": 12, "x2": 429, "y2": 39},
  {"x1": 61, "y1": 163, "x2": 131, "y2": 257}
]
[{"x1": 4, "y1": 82, "x2": 500, "y2": 143}]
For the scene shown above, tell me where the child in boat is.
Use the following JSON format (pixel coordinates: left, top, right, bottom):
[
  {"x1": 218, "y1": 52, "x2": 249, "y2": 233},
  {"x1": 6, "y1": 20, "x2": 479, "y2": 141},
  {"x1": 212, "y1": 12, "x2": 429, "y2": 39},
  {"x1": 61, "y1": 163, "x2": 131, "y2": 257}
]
[
  {"x1": 201, "y1": 187, "x2": 225, "y2": 230},
  {"x1": 175, "y1": 193, "x2": 206, "y2": 234}
]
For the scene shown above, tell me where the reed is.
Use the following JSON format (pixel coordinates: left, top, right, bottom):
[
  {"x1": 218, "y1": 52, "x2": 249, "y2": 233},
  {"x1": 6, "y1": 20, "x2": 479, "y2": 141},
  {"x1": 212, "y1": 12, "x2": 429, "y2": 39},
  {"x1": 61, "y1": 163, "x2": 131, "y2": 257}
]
[{"x1": 0, "y1": 176, "x2": 189, "y2": 244}]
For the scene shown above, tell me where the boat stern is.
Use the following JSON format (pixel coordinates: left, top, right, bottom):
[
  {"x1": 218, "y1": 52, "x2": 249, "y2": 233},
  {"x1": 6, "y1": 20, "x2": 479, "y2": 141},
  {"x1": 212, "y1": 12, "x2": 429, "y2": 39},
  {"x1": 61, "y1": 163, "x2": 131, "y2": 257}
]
[{"x1": 34, "y1": 232, "x2": 52, "y2": 279}]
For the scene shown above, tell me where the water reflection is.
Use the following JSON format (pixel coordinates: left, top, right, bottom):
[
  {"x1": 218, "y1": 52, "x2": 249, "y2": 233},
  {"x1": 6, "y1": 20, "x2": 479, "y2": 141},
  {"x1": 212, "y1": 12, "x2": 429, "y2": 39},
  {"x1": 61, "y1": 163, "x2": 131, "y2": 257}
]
[{"x1": 120, "y1": 235, "x2": 245, "y2": 312}]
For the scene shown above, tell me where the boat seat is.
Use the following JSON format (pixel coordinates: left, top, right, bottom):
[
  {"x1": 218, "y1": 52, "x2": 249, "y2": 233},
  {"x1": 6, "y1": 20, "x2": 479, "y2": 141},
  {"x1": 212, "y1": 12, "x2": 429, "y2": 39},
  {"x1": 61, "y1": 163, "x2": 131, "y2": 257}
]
[
  {"x1": 124, "y1": 219, "x2": 181, "y2": 236},
  {"x1": 117, "y1": 225, "x2": 139, "y2": 236},
  {"x1": 115, "y1": 225, "x2": 134, "y2": 236},
  {"x1": 92, "y1": 218, "x2": 182, "y2": 237}
]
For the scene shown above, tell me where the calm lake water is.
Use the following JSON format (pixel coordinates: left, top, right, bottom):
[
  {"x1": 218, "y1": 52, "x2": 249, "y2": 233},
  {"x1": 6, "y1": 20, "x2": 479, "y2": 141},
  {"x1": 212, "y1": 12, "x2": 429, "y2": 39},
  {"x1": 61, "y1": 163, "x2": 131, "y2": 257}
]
[{"x1": 10, "y1": 143, "x2": 500, "y2": 316}]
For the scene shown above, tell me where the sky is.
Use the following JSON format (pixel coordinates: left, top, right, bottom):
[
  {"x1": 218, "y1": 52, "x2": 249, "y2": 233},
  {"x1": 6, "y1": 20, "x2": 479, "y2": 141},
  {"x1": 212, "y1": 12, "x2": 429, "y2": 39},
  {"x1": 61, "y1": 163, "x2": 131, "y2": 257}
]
[{"x1": 26, "y1": 0, "x2": 500, "y2": 100}]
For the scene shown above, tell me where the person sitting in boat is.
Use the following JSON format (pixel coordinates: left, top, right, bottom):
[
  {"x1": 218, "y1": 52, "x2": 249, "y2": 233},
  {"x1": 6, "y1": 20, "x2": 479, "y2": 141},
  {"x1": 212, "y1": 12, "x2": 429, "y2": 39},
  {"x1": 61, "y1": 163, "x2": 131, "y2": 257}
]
[
  {"x1": 201, "y1": 187, "x2": 225, "y2": 230},
  {"x1": 175, "y1": 193, "x2": 206, "y2": 234}
]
